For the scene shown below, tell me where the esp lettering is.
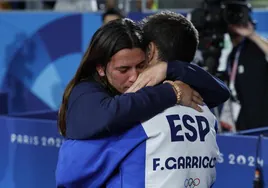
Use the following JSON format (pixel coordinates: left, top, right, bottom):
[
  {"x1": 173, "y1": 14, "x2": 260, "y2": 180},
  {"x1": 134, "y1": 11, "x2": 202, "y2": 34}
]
[{"x1": 166, "y1": 114, "x2": 210, "y2": 142}]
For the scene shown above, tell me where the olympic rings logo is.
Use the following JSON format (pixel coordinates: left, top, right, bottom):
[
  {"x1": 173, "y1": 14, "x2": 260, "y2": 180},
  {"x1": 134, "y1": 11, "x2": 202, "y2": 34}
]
[{"x1": 184, "y1": 178, "x2": 200, "y2": 188}]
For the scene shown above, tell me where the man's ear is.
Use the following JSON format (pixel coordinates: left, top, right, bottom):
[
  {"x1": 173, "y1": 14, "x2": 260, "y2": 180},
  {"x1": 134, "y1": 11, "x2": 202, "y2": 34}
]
[
  {"x1": 147, "y1": 42, "x2": 156, "y2": 62},
  {"x1": 96, "y1": 64, "x2": 105, "y2": 76}
]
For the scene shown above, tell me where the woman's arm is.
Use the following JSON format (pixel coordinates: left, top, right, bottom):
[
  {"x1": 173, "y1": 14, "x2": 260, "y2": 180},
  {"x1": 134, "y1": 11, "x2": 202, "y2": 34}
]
[
  {"x1": 167, "y1": 61, "x2": 230, "y2": 108},
  {"x1": 66, "y1": 82, "x2": 177, "y2": 139},
  {"x1": 125, "y1": 61, "x2": 230, "y2": 108}
]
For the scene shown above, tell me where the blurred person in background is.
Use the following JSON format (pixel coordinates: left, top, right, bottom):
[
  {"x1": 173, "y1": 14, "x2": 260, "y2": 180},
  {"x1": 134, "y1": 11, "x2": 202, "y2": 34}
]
[
  {"x1": 136, "y1": 0, "x2": 158, "y2": 11},
  {"x1": 0, "y1": 2, "x2": 11, "y2": 10},
  {"x1": 102, "y1": 8, "x2": 124, "y2": 25},
  {"x1": 54, "y1": 0, "x2": 98, "y2": 11},
  {"x1": 158, "y1": 0, "x2": 202, "y2": 9},
  {"x1": 42, "y1": 1, "x2": 56, "y2": 9},
  {"x1": 226, "y1": 16, "x2": 268, "y2": 131},
  {"x1": 105, "y1": 0, "x2": 117, "y2": 9}
]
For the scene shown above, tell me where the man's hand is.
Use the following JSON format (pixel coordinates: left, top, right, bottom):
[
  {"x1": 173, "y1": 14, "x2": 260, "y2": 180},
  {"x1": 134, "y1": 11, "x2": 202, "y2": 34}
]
[
  {"x1": 174, "y1": 81, "x2": 204, "y2": 112},
  {"x1": 229, "y1": 22, "x2": 255, "y2": 37},
  {"x1": 230, "y1": 22, "x2": 268, "y2": 59},
  {"x1": 125, "y1": 61, "x2": 167, "y2": 93}
]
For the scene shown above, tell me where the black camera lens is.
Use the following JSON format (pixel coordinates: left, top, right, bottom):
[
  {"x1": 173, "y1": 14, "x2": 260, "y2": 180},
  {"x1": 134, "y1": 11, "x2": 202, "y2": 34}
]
[{"x1": 223, "y1": 2, "x2": 251, "y2": 25}]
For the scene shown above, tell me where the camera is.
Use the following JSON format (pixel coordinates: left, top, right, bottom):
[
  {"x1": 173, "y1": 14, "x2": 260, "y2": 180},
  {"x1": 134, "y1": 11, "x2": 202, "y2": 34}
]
[
  {"x1": 191, "y1": 0, "x2": 252, "y2": 75},
  {"x1": 222, "y1": 0, "x2": 252, "y2": 26}
]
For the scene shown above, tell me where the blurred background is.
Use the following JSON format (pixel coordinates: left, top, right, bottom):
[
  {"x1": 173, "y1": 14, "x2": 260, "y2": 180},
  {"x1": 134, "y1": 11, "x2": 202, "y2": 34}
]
[{"x1": 0, "y1": 0, "x2": 267, "y2": 187}]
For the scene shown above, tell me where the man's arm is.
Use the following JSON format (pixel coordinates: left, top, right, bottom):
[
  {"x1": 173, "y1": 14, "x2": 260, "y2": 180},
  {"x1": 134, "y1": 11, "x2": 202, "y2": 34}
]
[
  {"x1": 65, "y1": 82, "x2": 177, "y2": 139},
  {"x1": 167, "y1": 61, "x2": 230, "y2": 108},
  {"x1": 231, "y1": 22, "x2": 268, "y2": 60},
  {"x1": 249, "y1": 33, "x2": 268, "y2": 61}
]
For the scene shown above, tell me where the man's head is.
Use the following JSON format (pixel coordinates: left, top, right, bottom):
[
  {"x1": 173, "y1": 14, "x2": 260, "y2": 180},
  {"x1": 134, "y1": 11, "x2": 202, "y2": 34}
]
[
  {"x1": 141, "y1": 11, "x2": 199, "y2": 64},
  {"x1": 73, "y1": 18, "x2": 146, "y2": 94},
  {"x1": 102, "y1": 8, "x2": 125, "y2": 25},
  {"x1": 223, "y1": 1, "x2": 254, "y2": 41}
]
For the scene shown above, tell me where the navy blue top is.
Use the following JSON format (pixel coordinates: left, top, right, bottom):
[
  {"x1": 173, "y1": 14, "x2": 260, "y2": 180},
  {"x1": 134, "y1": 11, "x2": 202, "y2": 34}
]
[{"x1": 65, "y1": 61, "x2": 230, "y2": 139}]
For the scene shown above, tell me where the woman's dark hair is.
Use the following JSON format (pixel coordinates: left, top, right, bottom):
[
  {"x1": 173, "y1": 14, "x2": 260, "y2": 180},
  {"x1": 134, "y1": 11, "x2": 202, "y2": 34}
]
[{"x1": 58, "y1": 18, "x2": 145, "y2": 136}]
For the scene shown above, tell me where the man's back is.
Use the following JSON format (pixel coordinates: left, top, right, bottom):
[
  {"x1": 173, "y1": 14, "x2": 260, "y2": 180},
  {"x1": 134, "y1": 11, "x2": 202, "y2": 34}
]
[
  {"x1": 108, "y1": 105, "x2": 219, "y2": 188},
  {"x1": 56, "y1": 105, "x2": 219, "y2": 188}
]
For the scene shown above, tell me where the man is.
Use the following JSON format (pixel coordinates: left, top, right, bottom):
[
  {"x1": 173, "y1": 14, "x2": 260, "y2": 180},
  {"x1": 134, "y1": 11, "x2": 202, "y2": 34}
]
[
  {"x1": 106, "y1": 11, "x2": 219, "y2": 188},
  {"x1": 56, "y1": 13, "x2": 228, "y2": 187},
  {"x1": 225, "y1": 18, "x2": 268, "y2": 131},
  {"x1": 102, "y1": 8, "x2": 125, "y2": 25}
]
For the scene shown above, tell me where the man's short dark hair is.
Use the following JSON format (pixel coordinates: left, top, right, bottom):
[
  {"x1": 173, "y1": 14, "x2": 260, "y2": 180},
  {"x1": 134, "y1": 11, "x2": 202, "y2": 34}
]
[
  {"x1": 142, "y1": 11, "x2": 199, "y2": 63},
  {"x1": 102, "y1": 8, "x2": 124, "y2": 22}
]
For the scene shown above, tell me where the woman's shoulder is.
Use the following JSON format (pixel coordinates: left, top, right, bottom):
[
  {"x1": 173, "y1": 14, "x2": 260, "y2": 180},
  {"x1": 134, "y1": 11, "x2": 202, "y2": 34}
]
[
  {"x1": 70, "y1": 81, "x2": 104, "y2": 101},
  {"x1": 74, "y1": 80, "x2": 101, "y2": 90}
]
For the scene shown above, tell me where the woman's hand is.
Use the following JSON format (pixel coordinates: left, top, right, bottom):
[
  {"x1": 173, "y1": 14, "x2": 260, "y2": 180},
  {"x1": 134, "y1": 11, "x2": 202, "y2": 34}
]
[
  {"x1": 125, "y1": 61, "x2": 167, "y2": 93},
  {"x1": 174, "y1": 81, "x2": 204, "y2": 112}
]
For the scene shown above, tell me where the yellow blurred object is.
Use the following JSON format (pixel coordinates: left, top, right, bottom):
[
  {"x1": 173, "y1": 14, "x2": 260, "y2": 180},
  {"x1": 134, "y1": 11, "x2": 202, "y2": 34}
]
[{"x1": 152, "y1": 1, "x2": 158, "y2": 10}]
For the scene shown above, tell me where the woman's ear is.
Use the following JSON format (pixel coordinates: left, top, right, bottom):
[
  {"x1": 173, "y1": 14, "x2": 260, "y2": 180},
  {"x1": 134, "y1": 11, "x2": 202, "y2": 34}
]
[{"x1": 96, "y1": 64, "x2": 105, "y2": 76}]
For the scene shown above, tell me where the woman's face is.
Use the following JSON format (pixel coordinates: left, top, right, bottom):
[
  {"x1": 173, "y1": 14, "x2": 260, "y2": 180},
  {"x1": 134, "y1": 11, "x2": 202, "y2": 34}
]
[{"x1": 96, "y1": 48, "x2": 147, "y2": 93}]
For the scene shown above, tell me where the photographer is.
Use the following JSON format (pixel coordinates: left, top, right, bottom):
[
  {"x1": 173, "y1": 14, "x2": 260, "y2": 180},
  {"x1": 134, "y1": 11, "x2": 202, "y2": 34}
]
[{"x1": 226, "y1": 3, "x2": 268, "y2": 131}]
